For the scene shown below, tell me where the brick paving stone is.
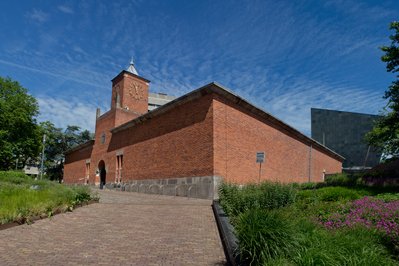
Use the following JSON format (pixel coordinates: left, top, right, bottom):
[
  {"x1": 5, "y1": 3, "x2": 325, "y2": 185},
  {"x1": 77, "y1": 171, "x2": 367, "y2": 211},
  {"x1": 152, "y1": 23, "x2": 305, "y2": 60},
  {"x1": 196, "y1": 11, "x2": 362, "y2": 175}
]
[{"x1": 0, "y1": 190, "x2": 226, "y2": 265}]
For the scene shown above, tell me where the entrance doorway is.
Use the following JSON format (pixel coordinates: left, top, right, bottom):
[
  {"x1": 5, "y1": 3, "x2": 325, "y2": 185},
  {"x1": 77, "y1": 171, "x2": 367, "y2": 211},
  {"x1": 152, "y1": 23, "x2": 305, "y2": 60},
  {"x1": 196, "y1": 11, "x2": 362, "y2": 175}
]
[{"x1": 98, "y1": 160, "x2": 106, "y2": 189}]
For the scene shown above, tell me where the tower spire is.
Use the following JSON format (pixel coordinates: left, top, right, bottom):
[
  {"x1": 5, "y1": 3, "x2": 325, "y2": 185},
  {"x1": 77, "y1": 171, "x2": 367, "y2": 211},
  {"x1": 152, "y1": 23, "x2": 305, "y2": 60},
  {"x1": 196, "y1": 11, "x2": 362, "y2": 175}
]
[{"x1": 126, "y1": 57, "x2": 139, "y2": 75}]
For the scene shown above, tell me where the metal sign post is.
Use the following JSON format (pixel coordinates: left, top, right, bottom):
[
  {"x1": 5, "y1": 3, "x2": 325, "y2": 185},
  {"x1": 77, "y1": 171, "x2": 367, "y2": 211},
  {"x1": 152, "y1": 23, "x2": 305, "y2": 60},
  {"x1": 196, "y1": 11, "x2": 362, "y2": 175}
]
[
  {"x1": 40, "y1": 134, "x2": 46, "y2": 180},
  {"x1": 256, "y1": 152, "x2": 265, "y2": 183}
]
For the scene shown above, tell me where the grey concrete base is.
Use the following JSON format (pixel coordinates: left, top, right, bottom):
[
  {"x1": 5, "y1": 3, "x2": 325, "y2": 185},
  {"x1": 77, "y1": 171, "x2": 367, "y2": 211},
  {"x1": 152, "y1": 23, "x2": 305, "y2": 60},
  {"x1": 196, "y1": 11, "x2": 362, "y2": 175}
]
[{"x1": 102, "y1": 176, "x2": 222, "y2": 199}]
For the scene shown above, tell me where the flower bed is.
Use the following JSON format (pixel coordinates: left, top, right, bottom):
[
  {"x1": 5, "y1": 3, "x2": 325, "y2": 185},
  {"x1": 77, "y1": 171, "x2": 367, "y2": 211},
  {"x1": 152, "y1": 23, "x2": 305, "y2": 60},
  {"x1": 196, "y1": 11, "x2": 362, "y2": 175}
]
[
  {"x1": 218, "y1": 182, "x2": 399, "y2": 265},
  {"x1": 321, "y1": 196, "x2": 399, "y2": 240}
]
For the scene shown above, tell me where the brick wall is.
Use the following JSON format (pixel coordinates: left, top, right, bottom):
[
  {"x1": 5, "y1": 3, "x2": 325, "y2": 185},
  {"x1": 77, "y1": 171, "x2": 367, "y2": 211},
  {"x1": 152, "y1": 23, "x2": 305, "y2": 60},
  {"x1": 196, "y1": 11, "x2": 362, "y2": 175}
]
[
  {"x1": 85, "y1": 93, "x2": 215, "y2": 184},
  {"x1": 64, "y1": 88, "x2": 342, "y2": 186},
  {"x1": 90, "y1": 110, "x2": 117, "y2": 184},
  {"x1": 64, "y1": 144, "x2": 93, "y2": 184},
  {"x1": 212, "y1": 95, "x2": 342, "y2": 184},
  {"x1": 114, "y1": 108, "x2": 140, "y2": 127},
  {"x1": 311, "y1": 147, "x2": 342, "y2": 182}
]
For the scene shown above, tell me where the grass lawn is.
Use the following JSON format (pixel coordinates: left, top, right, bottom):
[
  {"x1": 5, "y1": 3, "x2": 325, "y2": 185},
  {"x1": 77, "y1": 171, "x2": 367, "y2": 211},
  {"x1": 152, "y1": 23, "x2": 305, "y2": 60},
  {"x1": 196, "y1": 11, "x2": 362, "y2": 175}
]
[
  {"x1": 219, "y1": 178, "x2": 399, "y2": 265},
  {"x1": 0, "y1": 171, "x2": 97, "y2": 225}
]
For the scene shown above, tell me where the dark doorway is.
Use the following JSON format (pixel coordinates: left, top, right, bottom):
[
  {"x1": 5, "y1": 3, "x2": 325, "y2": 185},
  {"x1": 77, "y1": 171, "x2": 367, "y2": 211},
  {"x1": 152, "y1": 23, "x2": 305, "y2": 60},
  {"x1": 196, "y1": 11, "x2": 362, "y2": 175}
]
[{"x1": 98, "y1": 160, "x2": 106, "y2": 189}]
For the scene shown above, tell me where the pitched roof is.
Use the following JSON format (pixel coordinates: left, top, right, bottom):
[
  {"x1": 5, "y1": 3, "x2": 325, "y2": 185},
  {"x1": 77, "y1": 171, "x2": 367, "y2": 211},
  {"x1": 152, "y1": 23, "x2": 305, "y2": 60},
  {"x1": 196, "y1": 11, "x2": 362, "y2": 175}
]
[
  {"x1": 126, "y1": 58, "x2": 139, "y2": 75},
  {"x1": 111, "y1": 82, "x2": 345, "y2": 161},
  {"x1": 65, "y1": 140, "x2": 94, "y2": 155}
]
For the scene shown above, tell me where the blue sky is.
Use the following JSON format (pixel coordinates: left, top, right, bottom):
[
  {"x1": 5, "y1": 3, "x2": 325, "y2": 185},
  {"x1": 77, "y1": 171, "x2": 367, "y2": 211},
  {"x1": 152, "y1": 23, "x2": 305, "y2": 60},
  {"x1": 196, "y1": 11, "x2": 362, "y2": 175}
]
[{"x1": 0, "y1": 0, "x2": 397, "y2": 135}]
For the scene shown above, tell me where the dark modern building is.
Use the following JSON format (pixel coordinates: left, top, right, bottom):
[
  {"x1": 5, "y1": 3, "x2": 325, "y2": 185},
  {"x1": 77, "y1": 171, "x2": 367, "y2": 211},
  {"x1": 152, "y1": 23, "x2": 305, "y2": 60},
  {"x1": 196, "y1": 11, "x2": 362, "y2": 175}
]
[{"x1": 311, "y1": 108, "x2": 382, "y2": 169}]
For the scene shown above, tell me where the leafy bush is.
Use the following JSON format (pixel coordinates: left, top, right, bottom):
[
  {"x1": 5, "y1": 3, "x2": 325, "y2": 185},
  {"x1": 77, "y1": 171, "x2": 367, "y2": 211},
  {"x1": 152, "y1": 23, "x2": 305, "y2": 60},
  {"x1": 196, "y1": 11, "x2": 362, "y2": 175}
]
[
  {"x1": 325, "y1": 173, "x2": 358, "y2": 186},
  {"x1": 219, "y1": 182, "x2": 296, "y2": 217},
  {"x1": 71, "y1": 186, "x2": 92, "y2": 204},
  {"x1": 297, "y1": 186, "x2": 365, "y2": 204},
  {"x1": 235, "y1": 209, "x2": 299, "y2": 265},
  {"x1": 293, "y1": 221, "x2": 397, "y2": 266},
  {"x1": 235, "y1": 207, "x2": 397, "y2": 265},
  {"x1": 258, "y1": 182, "x2": 297, "y2": 209},
  {"x1": 219, "y1": 179, "x2": 399, "y2": 265},
  {"x1": 0, "y1": 171, "x2": 32, "y2": 184},
  {"x1": 376, "y1": 193, "x2": 399, "y2": 202},
  {"x1": 319, "y1": 187, "x2": 362, "y2": 202},
  {"x1": 0, "y1": 171, "x2": 96, "y2": 224},
  {"x1": 296, "y1": 182, "x2": 319, "y2": 190}
]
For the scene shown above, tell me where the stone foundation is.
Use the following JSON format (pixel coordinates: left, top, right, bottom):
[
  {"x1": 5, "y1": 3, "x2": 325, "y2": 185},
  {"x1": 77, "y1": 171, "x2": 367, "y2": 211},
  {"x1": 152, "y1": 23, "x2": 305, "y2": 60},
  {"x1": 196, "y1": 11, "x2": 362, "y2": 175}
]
[{"x1": 102, "y1": 176, "x2": 222, "y2": 199}]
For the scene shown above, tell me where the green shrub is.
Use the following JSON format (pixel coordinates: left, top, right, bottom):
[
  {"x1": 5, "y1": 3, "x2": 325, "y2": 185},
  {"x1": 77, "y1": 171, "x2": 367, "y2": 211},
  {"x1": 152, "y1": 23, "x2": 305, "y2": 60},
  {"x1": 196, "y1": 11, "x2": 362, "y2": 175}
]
[
  {"x1": 218, "y1": 183, "x2": 241, "y2": 216},
  {"x1": 258, "y1": 182, "x2": 297, "y2": 209},
  {"x1": 375, "y1": 193, "x2": 399, "y2": 202},
  {"x1": 319, "y1": 187, "x2": 362, "y2": 202},
  {"x1": 0, "y1": 171, "x2": 95, "y2": 224},
  {"x1": 218, "y1": 182, "x2": 297, "y2": 217},
  {"x1": 297, "y1": 182, "x2": 318, "y2": 190},
  {"x1": 71, "y1": 186, "x2": 92, "y2": 204},
  {"x1": 235, "y1": 208, "x2": 397, "y2": 265},
  {"x1": 292, "y1": 222, "x2": 397, "y2": 266},
  {"x1": 325, "y1": 173, "x2": 356, "y2": 186},
  {"x1": 220, "y1": 178, "x2": 399, "y2": 265},
  {"x1": 0, "y1": 171, "x2": 33, "y2": 185},
  {"x1": 235, "y1": 209, "x2": 299, "y2": 265},
  {"x1": 297, "y1": 186, "x2": 365, "y2": 203}
]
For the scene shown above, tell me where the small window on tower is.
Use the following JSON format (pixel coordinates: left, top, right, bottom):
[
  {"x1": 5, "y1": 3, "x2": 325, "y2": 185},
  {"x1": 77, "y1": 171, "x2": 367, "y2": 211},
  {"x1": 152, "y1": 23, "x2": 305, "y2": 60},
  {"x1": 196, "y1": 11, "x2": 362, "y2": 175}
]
[
  {"x1": 116, "y1": 92, "x2": 121, "y2": 108},
  {"x1": 100, "y1": 132, "x2": 106, "y2": 144}
]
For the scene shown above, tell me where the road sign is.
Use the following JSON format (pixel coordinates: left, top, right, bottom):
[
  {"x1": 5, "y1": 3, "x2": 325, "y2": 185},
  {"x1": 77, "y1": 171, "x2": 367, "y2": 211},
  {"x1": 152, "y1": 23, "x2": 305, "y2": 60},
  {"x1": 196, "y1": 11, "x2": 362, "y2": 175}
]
[{"x1": 256, "y1": 152, "x2": 265, "y2": 163}]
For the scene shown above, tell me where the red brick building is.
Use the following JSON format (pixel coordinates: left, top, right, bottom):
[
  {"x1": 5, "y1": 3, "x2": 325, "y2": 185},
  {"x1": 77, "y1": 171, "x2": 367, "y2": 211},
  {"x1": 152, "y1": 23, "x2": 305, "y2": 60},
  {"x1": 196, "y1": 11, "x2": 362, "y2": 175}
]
[{"x1": 64, "y1": 65, "x2": 343, "y2": 198}]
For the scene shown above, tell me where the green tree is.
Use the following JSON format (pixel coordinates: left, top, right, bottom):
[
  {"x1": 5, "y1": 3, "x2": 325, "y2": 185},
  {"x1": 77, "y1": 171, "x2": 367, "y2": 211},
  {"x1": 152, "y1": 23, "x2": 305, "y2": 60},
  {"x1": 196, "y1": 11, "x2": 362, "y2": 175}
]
[
  {"x1": 39, "y1": 121, "x2": 92, "y2": 181},
  {"x1": 367, "y1": 22, "x2": 399, "y2": 158},
  {"x1": 0, "y1": 76, "x2": 41, "y2": 169}
]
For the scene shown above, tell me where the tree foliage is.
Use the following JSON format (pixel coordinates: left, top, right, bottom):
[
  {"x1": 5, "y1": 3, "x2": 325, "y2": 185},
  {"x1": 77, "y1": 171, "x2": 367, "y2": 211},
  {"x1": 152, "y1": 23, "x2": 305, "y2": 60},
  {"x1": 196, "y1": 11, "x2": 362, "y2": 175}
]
[
  {"x1": 0, "y1": 76, "x2": 93, "y2": 178},
  {"x1": 367, "y1": 22, "x2": 399, "y2": 158},
  {"x1": 39, "y1": 122, "x2": 93, "y2": 181},
  {"x1": 0, "y1": 77, "x2": 41, "y2": 170}
]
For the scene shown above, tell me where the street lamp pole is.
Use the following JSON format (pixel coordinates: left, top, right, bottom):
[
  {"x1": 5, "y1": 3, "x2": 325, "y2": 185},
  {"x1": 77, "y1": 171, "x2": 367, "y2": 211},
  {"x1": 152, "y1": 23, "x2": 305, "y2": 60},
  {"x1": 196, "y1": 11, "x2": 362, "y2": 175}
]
[{"x1": 40, "y1": 134, "x2": 46, "y2": 180}]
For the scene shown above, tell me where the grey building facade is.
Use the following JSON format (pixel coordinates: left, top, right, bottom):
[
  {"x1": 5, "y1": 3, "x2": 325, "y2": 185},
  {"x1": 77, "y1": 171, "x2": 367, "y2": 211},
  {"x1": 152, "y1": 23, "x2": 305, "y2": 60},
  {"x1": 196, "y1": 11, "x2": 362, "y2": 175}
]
[
  {"x1": 311, "y1": 108, "x2": 382, "y2": 169},
  {"x1": 148, "y1": 92, "x2": 176, "y2": 111}
]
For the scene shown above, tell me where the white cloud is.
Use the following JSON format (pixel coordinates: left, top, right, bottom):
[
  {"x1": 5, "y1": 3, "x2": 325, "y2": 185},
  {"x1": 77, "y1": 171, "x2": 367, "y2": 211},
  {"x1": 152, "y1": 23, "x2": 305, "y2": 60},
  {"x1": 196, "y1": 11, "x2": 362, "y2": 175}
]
[
  {"x1": 235, "y1": 77, "x2": 387, "y2": 136},
  {"x1": 0, "y1": 58, "x2": 109, "y2": 90},
  {"x1": 58, "y1": 5, "x2": 74, "y2": 14},
  {"x1": 26, "y1": 9, "x2": 48, "y2": 23},
  {"x1": 4, "y1": 0, "x2": 393, "y2": 137},
  {"x1": 37, "y1": 97, "x2": 97, "y2": 132}
]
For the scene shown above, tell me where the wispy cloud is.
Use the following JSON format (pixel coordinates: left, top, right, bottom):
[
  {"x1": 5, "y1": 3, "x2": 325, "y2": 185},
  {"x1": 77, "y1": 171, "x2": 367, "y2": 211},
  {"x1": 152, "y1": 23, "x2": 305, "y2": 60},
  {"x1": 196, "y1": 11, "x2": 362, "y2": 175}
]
[
  {"x1": 0, "y1": 58, "x2": 108, "y2": 90},
  {"x1": 2, "y1": 0, "x2": 396, "y2": 135},
  {"x1": 57, "y1": 5, "x2": 74, "y2": 14},
  {"x1": 37, "y1": 97, "x2": 99, "y2": 131},
  {"x1": 324, "y1": 0, "x2": 395, "y2": 22},
  {"x1": 26, "y1": 9, "x2": 48, "y2": 23}
]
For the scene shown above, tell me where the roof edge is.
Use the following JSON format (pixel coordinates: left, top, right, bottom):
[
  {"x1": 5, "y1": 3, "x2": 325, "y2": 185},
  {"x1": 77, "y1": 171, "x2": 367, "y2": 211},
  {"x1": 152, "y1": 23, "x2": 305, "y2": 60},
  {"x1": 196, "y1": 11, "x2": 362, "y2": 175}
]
[
  {"x1": 209, "y1": 83, "x2": 345, "y2": 161},
  {"x1": 65, "y1": 140, "x2": 95, "y2": 155},
  {"x1": 111, "y1": 82, "x2": 345, "y2": 161},
  {"x1": 111, "y1": 70, "x2": 150, "y2": 83},
  {"x1": 311, "y1": 107, "x2": 382, "y2": 118}
]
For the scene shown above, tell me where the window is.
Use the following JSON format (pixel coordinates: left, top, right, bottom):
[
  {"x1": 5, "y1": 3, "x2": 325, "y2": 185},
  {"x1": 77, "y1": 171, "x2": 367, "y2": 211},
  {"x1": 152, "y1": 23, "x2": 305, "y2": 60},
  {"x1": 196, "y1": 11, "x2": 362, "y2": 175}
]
[
  {"x1": 116, "y1": 154, "x2": 123, "y2": 183},
  {"x1": 100, "y1": 132, "x2": 106, "y2": 144},
  {"x1": 85, "y1": 162, "x2": 90, "y2": 184}
]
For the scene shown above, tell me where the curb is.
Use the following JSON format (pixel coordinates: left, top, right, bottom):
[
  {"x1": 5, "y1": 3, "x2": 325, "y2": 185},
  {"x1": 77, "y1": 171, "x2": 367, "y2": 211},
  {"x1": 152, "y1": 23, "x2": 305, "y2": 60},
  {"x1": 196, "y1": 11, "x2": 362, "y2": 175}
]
[
  {"x1": 212, "y1": 200, "x2": 242, "y2": 266},
  {"x1": 0, "y1": 199, "x2": 98, "y2": 231}
]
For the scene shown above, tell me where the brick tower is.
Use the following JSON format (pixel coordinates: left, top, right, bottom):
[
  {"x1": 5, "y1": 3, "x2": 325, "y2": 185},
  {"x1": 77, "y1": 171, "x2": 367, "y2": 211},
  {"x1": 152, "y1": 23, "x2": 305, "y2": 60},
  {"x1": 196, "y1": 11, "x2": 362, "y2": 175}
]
[
  {"x1": 110, "y1": 59, "x2": 151, "y2": 127},
  {"x1": 91, "y1": 60, "x2": 151, "y2": 186}
]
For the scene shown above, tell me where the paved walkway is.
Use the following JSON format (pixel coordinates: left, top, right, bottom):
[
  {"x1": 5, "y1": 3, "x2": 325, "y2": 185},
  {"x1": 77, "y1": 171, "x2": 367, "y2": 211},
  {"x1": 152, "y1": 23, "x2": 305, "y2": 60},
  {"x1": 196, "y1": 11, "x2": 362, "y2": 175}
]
[{"x1": 0, "y1": 190, "x2": 226, "y2": 265}]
